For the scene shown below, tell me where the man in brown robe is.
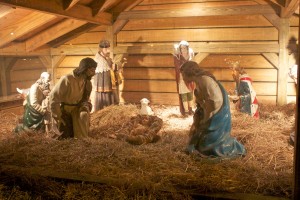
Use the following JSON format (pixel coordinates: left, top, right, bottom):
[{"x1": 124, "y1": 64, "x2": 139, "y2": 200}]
[{"x1": 49, "y1": 57, "x2": 97, "y2": 139}]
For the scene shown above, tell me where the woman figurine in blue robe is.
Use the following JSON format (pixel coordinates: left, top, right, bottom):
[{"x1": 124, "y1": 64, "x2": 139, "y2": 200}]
[{"x1": 180, "y1": 61, "x2": 246, "y2": 158}]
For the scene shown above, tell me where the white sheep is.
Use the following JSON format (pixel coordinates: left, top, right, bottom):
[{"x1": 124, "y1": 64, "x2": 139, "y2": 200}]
[{"x1": 139, "y1": 98, "x2": 154, "y2": 115}]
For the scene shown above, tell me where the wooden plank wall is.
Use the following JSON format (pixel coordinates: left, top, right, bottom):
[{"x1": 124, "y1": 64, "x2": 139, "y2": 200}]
[
  {"x1": 55, "y1": 0, "x2": 299, "y2": 105},
  {"x1": 9, "y1": 58, "x2": 47, "y2": 95}
]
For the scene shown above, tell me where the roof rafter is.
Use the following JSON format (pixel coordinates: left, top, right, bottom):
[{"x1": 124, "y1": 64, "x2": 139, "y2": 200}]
[
  {"x1": 63, "y1": 0, "x2": 81, "y2": 11},
  {"x1": 0, "y1": 4, "x2": 13, "y2": 18},
  {"x1": 0, "y1": 0, "x2": 112, "y2": 25},
  {"x1": 281, "y1": 0, "x2": 299, "y2": 17},
  {"x1": 113, "y1": 0, "x2": 143, "y2": 34},
  {"x1": 0, "y1": 12, "x2": 56, "y2": 48},
  {"x1": 25, "y1": 19, "x2": 86, "y2": 52}
]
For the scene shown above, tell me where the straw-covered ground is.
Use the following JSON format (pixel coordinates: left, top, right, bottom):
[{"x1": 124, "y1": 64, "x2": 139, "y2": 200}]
[{"x1": 0, "y1": 102, "x2": 296, "y2": 200}]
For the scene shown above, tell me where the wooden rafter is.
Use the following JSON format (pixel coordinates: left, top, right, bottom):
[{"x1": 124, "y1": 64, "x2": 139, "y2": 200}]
[
  {"x1": 0, "y1": 4, "x2": 13, "y2": 18},
  {"x1": 281, "y1": 0, "x2": 299, "y2": 17},
  {"x1": 0, "y1": 0, "x2": 112, "y2": 25},
  {"x1": 63, "y1": 0, "x2": 81, "y2": 11},
  {"x1": 48, "y1": 23, "x2": 99, "y2": 48},
  {"x1": 113, "y1": 0, "x2": 143, "y2": 34},
  {"x1": 25, "y1": 19, "x2": 87, "y2": 52},
  {"x1": 118, "y1": 5, "x2": 279, "y2": 20},
  {"x1": 89, "y1": 0, "x2": 105, "y2": 16},
  {"x1": 0, "y1": 12, "x2": 56, "y2": 48}
]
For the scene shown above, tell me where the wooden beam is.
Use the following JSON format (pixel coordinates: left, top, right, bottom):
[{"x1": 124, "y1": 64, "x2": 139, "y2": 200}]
[
  {"x1": 277, "y1": 18, "x2": 290, "y2": 105},
  {"x1": 113, "y1": 0, "x2": 144, "y2": 34},
  {"x1": 281, "y1": 0, "x2": 299, "y2": 17},
  {"x1": 25, "y1": 19, "x2": 87, "y2": 52},
  {"x1": 262, "y1": 53, "x2": 279, "y2": 69},
  {"x1": 0, "y1": 12, "x2": 56, "y2": 48},
  {"x1": 99, "y1": 0, "x2": 123, "y2": 13},
  {"x1": 0, "y1": 42, "x2": 50, "y2": 56},
  {"x1": 118, "y1": 5, "x2": 279, "y2": 20},
  {"x1": 52, "y1": 55, "x2": 66, "y2": 85},
  {"x1": 51, "y1": 43, "x2": 280, "y2": 56},
  {"x1": 0, "y1": 4, "x2": 13, "y2": 17},
  {"x1": 48, "y1": 23, "x2": 99, "y2": 48},
  {"x1": 193, "y1": 53, "x2": 209, "y2": 64},
  {"x1": 0, "y1": 0, "x2": 112, "y2": 25},
  {"x1": 293, "y1": 4, "x2": 300, "y2": 199},
  {"x1": 90, "y1": 0, "x2": 105, "y2": 16},
  {"x1": 63, "y1": 0, "x2": 81, "y2": 11},
  {"x1": 264, "y1": 13, "x2": 281, "y2": 29}
]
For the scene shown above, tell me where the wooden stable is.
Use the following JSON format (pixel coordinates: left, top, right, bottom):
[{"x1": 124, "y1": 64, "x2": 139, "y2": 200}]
[{"x1": 0, "y1": 0, "x2": 299, "y2": 199}]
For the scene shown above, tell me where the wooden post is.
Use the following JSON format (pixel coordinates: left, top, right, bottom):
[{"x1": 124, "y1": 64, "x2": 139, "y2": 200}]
[
  {"x1": 293, "y1": 10, "x2": 300, "y2": 200},
  {"x1": 277, "y1": 18, "x2": 290, "y2": 105},
  {"x1": 0, "y1": 57, "x2": 17, "y2": 96},
  {"x1": 0, "y1": 58, "x2": 7, "y2": 97}
]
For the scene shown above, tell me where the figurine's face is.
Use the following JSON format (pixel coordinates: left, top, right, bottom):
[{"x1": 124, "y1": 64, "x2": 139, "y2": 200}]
[
  {"x1": 100, "y1": 47, "x2": 110, "y2": 56},
  {"x1": 180, "y1": 45, "x2": 188, "y2": 55},
  {"x1": 86, "y1": 67, "x2": 96, "y2": 78}
]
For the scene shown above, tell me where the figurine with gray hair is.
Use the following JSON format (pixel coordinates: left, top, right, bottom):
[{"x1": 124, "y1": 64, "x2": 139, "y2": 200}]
[{"x1": 14, "y1": 72, "x2": 52, "y2": 134}]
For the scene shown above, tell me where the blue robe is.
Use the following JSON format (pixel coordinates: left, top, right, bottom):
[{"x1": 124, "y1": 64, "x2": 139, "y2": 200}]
[{"x1": 188, "y1": 80, "x2": 246, "y2": 158}]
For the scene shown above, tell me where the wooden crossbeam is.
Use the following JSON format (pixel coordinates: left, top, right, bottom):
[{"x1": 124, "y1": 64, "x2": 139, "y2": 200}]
[
  {"x1": 63, "y1": 0, "x2": 81, "y2": 11},
  {"x1": 118, "y1": 5, "x2": 279, "y2": 20},
  {"x1": 25, "y1": 19, "x2": 87, "y2": 52},
  {"x1": 0, "y1": 0, "x2": 112, "y2": 25},
  {"x1": 281, "y1": 0, "x2": 299, "y2": 17}
]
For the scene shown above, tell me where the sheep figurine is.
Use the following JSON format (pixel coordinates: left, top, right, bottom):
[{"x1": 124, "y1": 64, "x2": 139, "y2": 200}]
[{"x1": 139, "y1": 98, "x2": 154, "y2": 115}]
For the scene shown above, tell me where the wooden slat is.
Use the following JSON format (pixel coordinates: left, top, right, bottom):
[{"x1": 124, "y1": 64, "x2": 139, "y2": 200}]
[
  {"x1": 0, "y1": 0, "x2": 112, "y2": 25},
  {"x1": 0, "y1": 42, "x2": 50, "y2": 56},
  {"x1": 120, "y1": 80, "x2": 176, "y2": 93},
  {"x1": 123, "y1": 68, "x2": 175, "y2": 80},
  {"x1": 51, "y1": 42, "x2": 280, "y2": 56},
  {"x1": 10, "y1": 69, "x2": 44, "y2": 82},
  {"x1": 123, "y1": 15, "x2": 273, "y2": 30},
  {"x1": 66, "y1": 32, "x2": 105, "y2": 45},
  {"x1": 121, "y1": 67, "x2": 277, "y2": 82},
  {"x1": 26, "y1": 19, "x2": 87, "y2": 52},
  {"x1": 117, "y1": 28, "x2": 278, "y2": 42},
  {"x1": 0, "y1": 12, "x2": 57, "y2": 48},
  {"x1": 115, "y1": 43, "x2": 280, "y2": 54},
  {"x1": 118, "y1": 5, "x2": 278, "y2": 20},
  {"x1": 120, "y1": 91, "x2": 178, "y2": 105},
  {"x1": 200, "y1": 54, "x2": 275, "y2": 69}
]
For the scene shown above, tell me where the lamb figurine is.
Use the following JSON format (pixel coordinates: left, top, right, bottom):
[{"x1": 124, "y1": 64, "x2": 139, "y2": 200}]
[{"x1": 139, "y1": 98, "x2": 154, "y2": 115}]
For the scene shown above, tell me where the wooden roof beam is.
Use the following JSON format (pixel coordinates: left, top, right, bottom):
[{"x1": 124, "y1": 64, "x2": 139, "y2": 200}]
[
  {"x1": 281, "y1": 0, "x2": 299, "y2": 17},
  {"x1": 118, "y1": 5, "x2": 279, "y2": 20},
  {"x1": 0, "y1": 12, "x2": 56, "y2": 48},
  {"x1": 25, "y1": 19, "x2": 87, "y2": 52},
  {"x1": 0, "y1": 4, "x2": 14, "y2": 18},
  {"x1": 89, "y1": 0, "x2": 105, "y2": 16},
  {"x1": 0, "y1": 0, "x2": 112, "y2": 25},
  {"x1": 48, "y1": 23, "x2": 99, "y2": 48},
  {"x1": 113, "y1": 0, "x2": 143, "y2": 34},
  {"x1": 63, "y1": 0, "x2": 81, "y2": 11}
]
